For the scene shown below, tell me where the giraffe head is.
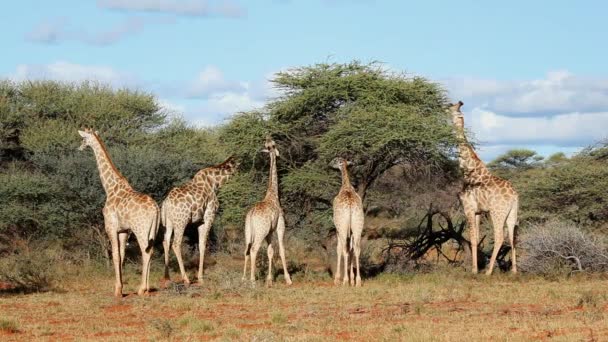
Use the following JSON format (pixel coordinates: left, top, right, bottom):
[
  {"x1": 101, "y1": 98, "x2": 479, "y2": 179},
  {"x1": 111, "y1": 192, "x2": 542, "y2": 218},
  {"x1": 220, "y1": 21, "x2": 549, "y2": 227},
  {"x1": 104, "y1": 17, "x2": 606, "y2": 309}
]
[
  {"x1": 447, "y1": 101, "x2": 465, "y2": 128},
  {"x1": 329, "y1": 157, "x2": 352, "y2": 170},
  {"x1": 77, "y1": 128, "x2": 99, "y2": 151},
  {"x1": 261, "y1": 136, "x2": 280, "y2": 157},
  {"x1": 216, "y1": 155, "x2": 239, "y2": 175}
]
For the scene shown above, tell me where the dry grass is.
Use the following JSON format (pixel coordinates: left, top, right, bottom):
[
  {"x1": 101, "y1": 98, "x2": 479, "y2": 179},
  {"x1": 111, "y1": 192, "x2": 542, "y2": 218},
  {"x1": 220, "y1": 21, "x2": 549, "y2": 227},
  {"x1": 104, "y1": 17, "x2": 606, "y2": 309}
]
[{"x1": 2, "y1": 255, "x2": 608, "y2": 341}]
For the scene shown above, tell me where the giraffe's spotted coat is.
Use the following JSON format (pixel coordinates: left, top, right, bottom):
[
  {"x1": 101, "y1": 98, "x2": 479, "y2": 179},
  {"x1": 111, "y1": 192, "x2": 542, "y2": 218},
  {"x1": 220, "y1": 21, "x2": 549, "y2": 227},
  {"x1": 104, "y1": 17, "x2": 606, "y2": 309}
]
[
  {"x1": 160, "y1": 156, "x2": 238, "y2": 284},
  {"x1": 449, "y1": 102, "x2": 519, "y2": 275},
  {"x1": 331, "y1": 158, "x2": 364, "y2": 287},
  {"x1": 242, "y1": 137, "x2": 292, "y2": 286},
  {"x1": 78, "y1": 128, "x2": 159, "y2": 297}
]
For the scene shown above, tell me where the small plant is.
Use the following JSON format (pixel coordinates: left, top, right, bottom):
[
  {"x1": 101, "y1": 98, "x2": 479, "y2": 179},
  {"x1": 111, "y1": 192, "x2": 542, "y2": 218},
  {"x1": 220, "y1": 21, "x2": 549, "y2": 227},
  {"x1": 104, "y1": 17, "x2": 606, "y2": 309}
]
[
  {"x1": 271, "y1": 311, "x2": 288, "y2": 324},
  {"x1": 151, "y1": 319, "x2": 175, "y2": 340},
  {"x1": 0, "y1": 245, "x2": 62, "y2": 293},
  {"x1": 224, "y1": 327, "x2": 242, "y2": 339},
  {"x1": 0, "y1": 319, "x2": 19, "y2": 333},
  {"x1": 577, "y1": 291, "x2": 599, "y2": 308},
  {"x1": 179, "y1": 315, "x2": 215, "y2": 334},
  {"x1": 413, "y1": 303, "x2": 423, "y2": 315},
  {"x1": 519, "y1": 221, "x2": 608, "y2": 275}
]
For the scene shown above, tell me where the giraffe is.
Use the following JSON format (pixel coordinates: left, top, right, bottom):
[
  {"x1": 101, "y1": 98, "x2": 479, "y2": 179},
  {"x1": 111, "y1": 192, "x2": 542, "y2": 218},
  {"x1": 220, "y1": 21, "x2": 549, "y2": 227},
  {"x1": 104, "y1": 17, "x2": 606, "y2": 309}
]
[
  {"x1": 242, "y1": 136, "x2": 292, "y2": 286},
  {"x1": 78, "y1": 128, "x2": 159, "y2": 297},
  {"x1": 330, "y1": 157, "x2": 365, "y2": 287},
  {"x1": 161, "y1": 156, "x2": 239, "y2": 285},
  {"x1": 448, "y1": 101, "x2": 519, "y2": 275}
]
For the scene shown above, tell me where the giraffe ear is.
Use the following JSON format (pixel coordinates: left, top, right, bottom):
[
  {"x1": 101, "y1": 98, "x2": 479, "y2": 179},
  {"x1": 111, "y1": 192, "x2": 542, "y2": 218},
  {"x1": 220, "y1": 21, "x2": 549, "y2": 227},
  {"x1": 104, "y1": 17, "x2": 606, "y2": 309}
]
[
  {"x1": 274, "y1": 149, "x2": 280, "y2": 157},
  {"x1": 346, "y1": 160, "x2": 353, "y2": 166},
  {"x1": 78, "y1": 130, "x2": 86, "y2": 137},
  {"x1": 260, "y1": 148, "x2": 270, "y2": 154}
]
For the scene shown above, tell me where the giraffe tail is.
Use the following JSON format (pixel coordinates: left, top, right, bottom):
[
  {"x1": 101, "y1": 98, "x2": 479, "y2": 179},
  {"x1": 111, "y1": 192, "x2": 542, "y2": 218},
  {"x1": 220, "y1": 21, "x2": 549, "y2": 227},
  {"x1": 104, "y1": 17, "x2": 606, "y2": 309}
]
[
  {"x1": 244, "y1": 212, "x2": 253, "y2": 256},
  {"x1": 160, "y1": 200, "x2": 167, "y2": 228},
  {"x1": 146, "y1": 206, "x2": 160, "y2": 253}
]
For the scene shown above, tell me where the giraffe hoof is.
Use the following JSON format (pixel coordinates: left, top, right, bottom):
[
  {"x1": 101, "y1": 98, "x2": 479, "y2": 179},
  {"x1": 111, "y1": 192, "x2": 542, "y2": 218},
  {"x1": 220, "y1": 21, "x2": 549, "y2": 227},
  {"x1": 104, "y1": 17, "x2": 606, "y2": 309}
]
[
  {"x1": 334, "y1": 278, "x2": 340, "y2": 286},
  {"x1": 285, "y1": 278, "x2": 292, "y2": 286}
]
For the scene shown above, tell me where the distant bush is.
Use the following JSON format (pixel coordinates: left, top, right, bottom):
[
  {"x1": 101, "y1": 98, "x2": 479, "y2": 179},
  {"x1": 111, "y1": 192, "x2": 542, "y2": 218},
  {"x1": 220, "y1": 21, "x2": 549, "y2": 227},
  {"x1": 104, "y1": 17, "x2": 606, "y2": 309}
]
[
  {"x1": 0, "y1": 243, "x2": 65, "y2": 292},
  {"x1": 519, "y1": 221, "x2": 608, "y2": 275}
]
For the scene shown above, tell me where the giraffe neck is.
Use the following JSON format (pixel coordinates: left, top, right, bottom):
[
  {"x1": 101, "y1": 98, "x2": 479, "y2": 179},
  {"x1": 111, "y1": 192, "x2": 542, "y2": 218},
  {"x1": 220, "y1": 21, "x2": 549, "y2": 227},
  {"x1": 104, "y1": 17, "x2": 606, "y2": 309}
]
[
  {"x1": 89, "y1": 135, "x2": 131, "y2": 194},
  {"x1": 340, "y1": 161, "x2": 353, "y2": 190},
  {"x1": 455, "y1": 123, "x2": 492, "y2": 184},
  {"x1": 193, "y1": 168, "x2": 232, "y2": 190},
  {"x1": 264, "y1": 153, "x2": 278, "y2": 200}
]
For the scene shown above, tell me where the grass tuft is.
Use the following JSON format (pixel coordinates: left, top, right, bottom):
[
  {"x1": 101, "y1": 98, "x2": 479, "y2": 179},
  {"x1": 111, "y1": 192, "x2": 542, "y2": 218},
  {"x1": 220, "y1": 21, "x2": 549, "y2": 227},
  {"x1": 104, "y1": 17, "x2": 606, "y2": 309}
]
[
  {"x1": 271, "y1": 311, "x2": 288, "y2": 324},
  {"x1": 0, "y1": 319, "x2": 19, "y2": 333}
]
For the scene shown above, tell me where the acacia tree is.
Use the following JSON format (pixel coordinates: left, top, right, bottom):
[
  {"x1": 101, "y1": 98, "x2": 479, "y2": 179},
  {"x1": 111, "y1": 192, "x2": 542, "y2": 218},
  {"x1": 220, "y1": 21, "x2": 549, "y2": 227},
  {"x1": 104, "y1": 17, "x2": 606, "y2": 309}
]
[
  {"x1": 270, "y1": 62, "x2": 456, "y2": 203},
  {"x1": 488, "y1": 149, "x2": 543, "y2": 171},
  {"x1": 218, "y1": 61, "x2": 459, "y2": 246},
  {"x1": 0, "y1": 80, "x2": 224, "y2": 252}
]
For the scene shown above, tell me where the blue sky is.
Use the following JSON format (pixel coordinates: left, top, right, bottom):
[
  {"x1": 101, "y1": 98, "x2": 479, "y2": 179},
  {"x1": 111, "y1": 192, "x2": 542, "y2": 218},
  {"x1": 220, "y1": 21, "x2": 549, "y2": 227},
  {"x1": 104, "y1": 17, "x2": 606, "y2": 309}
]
[{"x1": 2, "y1": 0, "x2": 607, "y2": 161}]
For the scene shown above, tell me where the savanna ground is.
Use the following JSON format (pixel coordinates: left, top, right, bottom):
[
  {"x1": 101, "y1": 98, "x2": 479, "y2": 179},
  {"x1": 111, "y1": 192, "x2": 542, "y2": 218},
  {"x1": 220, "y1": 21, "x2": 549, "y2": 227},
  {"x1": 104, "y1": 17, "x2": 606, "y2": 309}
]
[{"x1": 2, "y1": 254, "x2": 608, "y2": 342}]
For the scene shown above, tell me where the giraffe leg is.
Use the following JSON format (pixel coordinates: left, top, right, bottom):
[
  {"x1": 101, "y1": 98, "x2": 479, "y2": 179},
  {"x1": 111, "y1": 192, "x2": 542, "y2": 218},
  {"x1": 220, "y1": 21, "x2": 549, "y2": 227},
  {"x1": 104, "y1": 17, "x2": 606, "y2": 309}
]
[
  {"x1": 266, "y1": 237, "x2": 274, "y2": 287},
  {"x1": 460, "y1": 192, "x2": 479, "y2": 274},
  {"x1": 349, "y1": 247, "x2": 355, "y2": 286},
  {"x1": 162, "y1": 224, "x2": 173, "y2": 280},
  {"x1": 486, "y1": 211, "x2": 507, "y2": 276},
  {"x1": 171, "y1": 224, "x2": 190, "y2": 285},
  {"x1": 472, "y1": 214, "x2": 481, "y2": 274},
  {"x1": 464, "y1": 210, "x2": 479, "y2": 274},
  {"x1": 276, "y1": 214, "x2": 292, "y2": 285},
  {"x1": 197, "y1": 200, "x2": 216, "y2": 282},
  {"x1": 334, "y1": 239, "x2": 342, "y2": 285},
  {"x1": 351, "y1": 208, "x2": 365, "y2": 287},
  {"x1": 250, "y1": 240, "x2": 262, "y2": 285},
  {"x1": 109, "y1": 232, "x2": 122, "y2": 297},
  {"x1": 146, "y1": 245, "x2": 153, "y2": 292},
  {"x1": 242, "y1": 251, "x2": 249, "y2": 282},
  {"x1": 341, "y1": 239, "x2": 349, "y2": 286},
  {"x1": 506, "y1": 203, "x2": 518, "y2": 274},
  {"x1": 119, "y1": 232, "x2": 128, "y2": 268},
  {"x1": 134, "y1": 231, "x2": 152, "y2": 296},
  {"x1": 353, "y1": 234, "x2": 362, "y2": 287}
]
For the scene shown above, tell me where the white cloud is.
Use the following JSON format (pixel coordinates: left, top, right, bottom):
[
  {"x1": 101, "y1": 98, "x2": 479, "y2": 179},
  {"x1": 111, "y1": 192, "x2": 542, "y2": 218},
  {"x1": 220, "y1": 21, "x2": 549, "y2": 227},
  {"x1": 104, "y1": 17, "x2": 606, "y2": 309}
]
[
  {"x1": 9, "y1": 61, "x2": 139, "y2": 88},
  {"x1": 184, "y1": 91, "x2": 266, "y2": 127},
  {"x1": 187, "y1": 66, "x2": 246, "y2": 98},
  {"x1": 97, "y1": 0, "x2": 245, "y2": 17},
  {"x1": 443, "y1": 71, "x2": 608, "y2": 115},
  {"x1": 25, "y1": 18, "x2": 69, "y2": 44},
  {"x1": 466, "y1": 107, "x2": 608, "y2": 146},
  {"x1": 25, "y1": 17, "x2": 164, "y2": 46},
  {"x1": 157, "y1": 98, "x2": 186, "y2": 117}
]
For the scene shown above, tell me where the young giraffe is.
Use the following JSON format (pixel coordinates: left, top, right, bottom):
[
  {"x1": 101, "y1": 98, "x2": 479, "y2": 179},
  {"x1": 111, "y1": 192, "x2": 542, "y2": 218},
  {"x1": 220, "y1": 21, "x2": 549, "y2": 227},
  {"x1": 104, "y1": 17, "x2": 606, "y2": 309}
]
[
  {"x1": 242, "y1": 136, "x2": 292, "y2": 286},
  {"x1": 331, "y1": 157, "x2": 364, "y2": 287},
  {"x1": 78, "y1": 129, "x2": 159, "y2": 297},
  {"x1": 448, "y1": 101, "x2": 519, "y2": 275},
  {"x1": 161, "y1": 156, "x2": 238, "y2": 285}
]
